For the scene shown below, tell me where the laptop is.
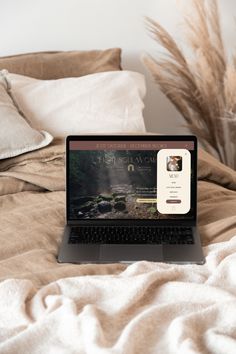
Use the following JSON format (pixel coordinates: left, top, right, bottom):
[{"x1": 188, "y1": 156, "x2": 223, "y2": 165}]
[{"x1": 58, "y1": 135, "x2": 205, "y2": 264}]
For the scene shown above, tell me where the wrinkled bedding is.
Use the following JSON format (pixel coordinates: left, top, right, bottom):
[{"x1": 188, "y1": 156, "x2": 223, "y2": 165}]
[{"x1": 0, "y1": 138, "x2": 236, "y2": 353}]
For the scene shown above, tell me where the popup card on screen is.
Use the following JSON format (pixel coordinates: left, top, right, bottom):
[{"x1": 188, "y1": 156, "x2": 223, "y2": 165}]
[{"x1": 157, "y1": 149, "x2": 191, "y2": 214}]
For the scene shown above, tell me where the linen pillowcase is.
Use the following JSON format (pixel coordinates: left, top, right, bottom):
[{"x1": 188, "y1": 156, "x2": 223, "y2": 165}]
[
  {"x1": 0, "y1": 75, "x2": 53, "y2": 160},
  {"x1": 0, "y1": 48, "x2": 121, "y2": 79},
  {"x1": 3, "y1": 70, "x2": 146, "y2": 137}
]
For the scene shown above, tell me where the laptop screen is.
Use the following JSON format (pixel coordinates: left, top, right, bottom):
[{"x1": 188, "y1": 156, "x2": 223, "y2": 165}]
[{"x1": 67, "y1": 138, "x2": 196, "y2": 221}]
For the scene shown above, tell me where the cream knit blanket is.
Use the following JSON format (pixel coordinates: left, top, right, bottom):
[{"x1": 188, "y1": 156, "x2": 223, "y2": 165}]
[{"x1": 0, "y1": 237, "x2": 236, "y2": 354}]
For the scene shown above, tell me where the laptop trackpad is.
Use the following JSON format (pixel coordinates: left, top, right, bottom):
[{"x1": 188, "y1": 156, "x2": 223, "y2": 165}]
[{"x1": 100, "y1": 245, "x2": 163, "y2": 263}]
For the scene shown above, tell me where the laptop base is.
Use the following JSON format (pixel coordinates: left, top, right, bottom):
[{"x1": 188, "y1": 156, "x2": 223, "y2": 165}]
[{"x1": 58, "y1": 225, "x2": 205, "y2": 265}]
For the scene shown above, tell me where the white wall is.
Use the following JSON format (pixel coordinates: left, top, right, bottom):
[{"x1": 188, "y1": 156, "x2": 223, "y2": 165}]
[{"x1": 1, "y1": 0, "x2": 235, "y2": 134}]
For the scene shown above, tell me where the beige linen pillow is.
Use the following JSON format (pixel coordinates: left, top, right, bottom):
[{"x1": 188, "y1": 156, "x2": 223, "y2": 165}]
[
  {"x1": 4, "y1": 70, "x2": 146, "y2": 137},
  {"x1": 0, "y1": 75, "x2": 53, "y2": 159},
  {"x1": 0, "y1": 48, "x2": 121, "y2": 79}
]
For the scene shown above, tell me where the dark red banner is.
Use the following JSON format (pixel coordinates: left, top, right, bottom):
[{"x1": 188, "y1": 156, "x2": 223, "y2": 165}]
[{"x1": 70, "y1": 141, "x2": 194, "y2": 150}]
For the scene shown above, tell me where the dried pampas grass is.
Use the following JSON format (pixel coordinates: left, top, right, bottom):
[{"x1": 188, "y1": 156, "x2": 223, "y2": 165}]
[{"x1": 144, "y1": 0, "x2": 236, "y2": 169}]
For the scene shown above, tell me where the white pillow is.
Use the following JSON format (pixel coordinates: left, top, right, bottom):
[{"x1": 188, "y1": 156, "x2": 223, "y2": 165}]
[
  {"x1": 3, "y1": 70, "x2": 146, "y2": 137},
  {"x1": 0, "y1": 75, "x2": 53, "y2": 160}
]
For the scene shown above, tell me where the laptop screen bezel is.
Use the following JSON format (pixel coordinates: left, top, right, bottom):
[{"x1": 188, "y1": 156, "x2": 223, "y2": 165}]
[{"x1": 66, "y1": 135, "x2": 197, "y2": 226}]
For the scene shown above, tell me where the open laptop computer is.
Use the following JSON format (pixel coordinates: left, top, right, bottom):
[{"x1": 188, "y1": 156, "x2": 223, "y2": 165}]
[{"x1": 58, "y1": 135, "x2": 205, "y2": 264}]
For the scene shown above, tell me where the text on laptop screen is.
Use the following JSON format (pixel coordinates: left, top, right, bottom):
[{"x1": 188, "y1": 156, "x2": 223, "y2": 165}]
[{"x1": 68, "y1": 141, "x2": 195, "y2": 220}]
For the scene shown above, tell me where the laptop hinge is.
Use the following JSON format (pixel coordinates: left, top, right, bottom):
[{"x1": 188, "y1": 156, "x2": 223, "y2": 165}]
[{"x1": 66, "y1": 219, "x2": 196, "y2": 227}]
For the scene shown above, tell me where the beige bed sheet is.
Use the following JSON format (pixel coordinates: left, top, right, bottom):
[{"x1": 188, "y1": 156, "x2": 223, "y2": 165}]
[
  {"x1": 0, "y1": 139, "x2": 236, "y2": 354},
  {"x1": 0, "y1": 138, "x2": 235, "y2": 288}
]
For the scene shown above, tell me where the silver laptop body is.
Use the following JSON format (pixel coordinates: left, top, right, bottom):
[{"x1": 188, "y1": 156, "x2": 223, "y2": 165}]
[{"x1": 58, "y1": 135, "x2": 205, "y2": 265}]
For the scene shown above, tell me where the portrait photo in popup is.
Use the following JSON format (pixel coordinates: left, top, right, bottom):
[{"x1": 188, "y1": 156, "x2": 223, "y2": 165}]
[{"x1": 166, "y1": 156, "x2": 182, "y2": 171}]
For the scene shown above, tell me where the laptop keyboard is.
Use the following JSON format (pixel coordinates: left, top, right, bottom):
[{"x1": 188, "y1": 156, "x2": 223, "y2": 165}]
[{"x1": 69, "y1": 226, "x2": 194, "y2": 245}]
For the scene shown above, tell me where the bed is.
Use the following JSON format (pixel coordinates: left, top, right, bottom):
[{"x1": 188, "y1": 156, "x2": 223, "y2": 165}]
[{"x1": 0, "y1": 50, "x2": 236, "y2": 354}]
